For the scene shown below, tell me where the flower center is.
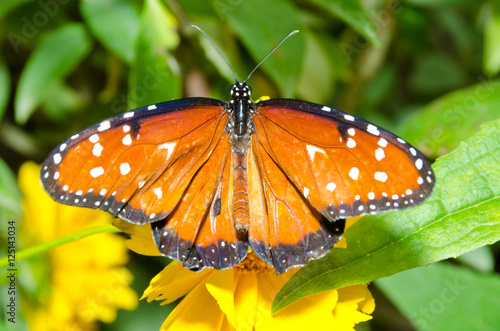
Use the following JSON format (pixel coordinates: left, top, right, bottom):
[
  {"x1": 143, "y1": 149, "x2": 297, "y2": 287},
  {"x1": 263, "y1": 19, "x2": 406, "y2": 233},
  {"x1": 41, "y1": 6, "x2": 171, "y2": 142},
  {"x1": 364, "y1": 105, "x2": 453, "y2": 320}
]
[{"x1": 234, "y1": 250, "x2": 274, "y2": 274}]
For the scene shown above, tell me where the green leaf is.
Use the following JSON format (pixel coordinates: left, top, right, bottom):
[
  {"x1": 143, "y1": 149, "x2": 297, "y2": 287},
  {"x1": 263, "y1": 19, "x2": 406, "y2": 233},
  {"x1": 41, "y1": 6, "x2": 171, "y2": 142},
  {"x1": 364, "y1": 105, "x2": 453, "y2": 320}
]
[
  {"x1": 272, "y1": 119, "x2": 500, "y2": 313},
  {"x1": 0, "y1": 0, "x2": 30, "y2": 18},
  {"x1": 14, "y1": 23, "x2": 92, "y2": 124},
  {"x1": 484, "y1": 1, "x2": 500, "y2": 76},
  {"x1": 128, "y1": 0, "x2": 181, "y2": 109},
  {"x1": 0, "y1": 59, "x2": 10, "y2": 121},
  {"x1": 80, "y1": 0, "x2": 140, "y2": 64},
  {"x1": 41, "y1": 80, "x2": 85, "y2": 121},
  {"x1": 216, "y1": 0, "x2": 304, "y2": 97},
  {"x1": 296, "y1": 32, "x2": 335, "y2": 104},
  {"x1": 397, "y1": 79, "x2": 500, "y2": 158},
  {"x1": 0, "y1": 158, "x2": 21, "y2": 218},
  {"x1": 456, "y1": 246, "x2": 495, "y2": 273},
  {"x1": 401, "y1": 0, "x2": 477, "y2": 7},
  {"x1": 312, "y1": 0, "x2": 380, "y2": 47},
  {"x1": 375, "y1": 263, "x2": 500, "y2": 331}
]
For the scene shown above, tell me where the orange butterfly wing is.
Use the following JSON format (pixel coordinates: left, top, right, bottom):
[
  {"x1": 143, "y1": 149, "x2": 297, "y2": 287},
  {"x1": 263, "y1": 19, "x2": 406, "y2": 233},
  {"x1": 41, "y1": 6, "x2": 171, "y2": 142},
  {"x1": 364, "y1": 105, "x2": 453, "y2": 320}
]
[
  {"x1": 247, "y1": 99, "x2": 434, "y2": 272},
  {"x1": 248, "y1": 137, "x2": 346, "y2": 273},
  {"x1": 254, "y1": 99, "x2": 434, "y2": 221},
  {"x1": 41, "y1": 98, "x2": 227, "y2": 225},
  {"x1": 152, "y1": 134, "x2": 249, "y2": 270}
]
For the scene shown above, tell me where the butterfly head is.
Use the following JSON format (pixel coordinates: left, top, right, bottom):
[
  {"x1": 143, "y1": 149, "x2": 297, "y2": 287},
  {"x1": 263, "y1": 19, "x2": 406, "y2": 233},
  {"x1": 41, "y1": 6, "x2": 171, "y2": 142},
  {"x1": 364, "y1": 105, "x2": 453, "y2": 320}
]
[{"x1": 230, "y1": 82, "x2": 252, "y2": 102}]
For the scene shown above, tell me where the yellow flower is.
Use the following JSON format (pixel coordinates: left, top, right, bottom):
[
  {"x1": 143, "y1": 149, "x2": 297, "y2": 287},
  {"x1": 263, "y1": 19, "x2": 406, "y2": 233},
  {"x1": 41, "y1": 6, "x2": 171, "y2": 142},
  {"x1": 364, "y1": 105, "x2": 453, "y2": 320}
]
[
  {"x1": 133, "y1": 217, "x2": 373, "y2": 330},
  {"x1": 19, "y1": 162, "x2": 138, "y2": 330}
]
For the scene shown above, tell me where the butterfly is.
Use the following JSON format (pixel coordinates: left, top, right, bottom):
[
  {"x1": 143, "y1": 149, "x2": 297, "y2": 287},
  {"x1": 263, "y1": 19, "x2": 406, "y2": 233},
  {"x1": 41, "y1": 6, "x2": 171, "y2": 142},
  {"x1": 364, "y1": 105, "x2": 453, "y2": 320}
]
[{"x1": 40, "y1": 28, "x2": 435, "y2": 274}]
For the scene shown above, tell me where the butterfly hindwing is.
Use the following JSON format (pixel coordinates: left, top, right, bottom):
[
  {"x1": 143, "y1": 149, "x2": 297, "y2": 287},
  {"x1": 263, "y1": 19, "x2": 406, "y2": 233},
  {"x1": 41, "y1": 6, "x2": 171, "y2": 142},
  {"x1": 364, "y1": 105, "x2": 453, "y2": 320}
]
[
  {"x1": 40, "y1": 98, "x2": 227, "y2": 224},
  {"x1": 152, "y1": 134, "x2": 248, "y2": 270},
  {"x1": 254, "y1": 98, "x2": 435, "y2": 222},
  {"x1": 248, "y1": 137, "x2": 346, "y2": 273}
]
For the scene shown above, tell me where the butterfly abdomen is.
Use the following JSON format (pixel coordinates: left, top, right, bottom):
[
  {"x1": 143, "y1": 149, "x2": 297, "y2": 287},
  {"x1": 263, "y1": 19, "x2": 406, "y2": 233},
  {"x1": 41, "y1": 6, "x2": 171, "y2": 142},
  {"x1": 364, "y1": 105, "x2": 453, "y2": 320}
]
[{"x1": 232, "y1": 151, "x2": 250, "y2": 232}]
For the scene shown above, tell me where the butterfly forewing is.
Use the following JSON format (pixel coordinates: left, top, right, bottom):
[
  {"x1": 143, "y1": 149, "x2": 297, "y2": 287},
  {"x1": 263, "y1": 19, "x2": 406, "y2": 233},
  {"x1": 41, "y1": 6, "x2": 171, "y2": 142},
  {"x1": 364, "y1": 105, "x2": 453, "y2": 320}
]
[
  {"x1": 254, "y1": 98, "x2": 435, "y2": 221},
  {"x1": 41, "y1": 98, "x2": 227, "y2": 224}
]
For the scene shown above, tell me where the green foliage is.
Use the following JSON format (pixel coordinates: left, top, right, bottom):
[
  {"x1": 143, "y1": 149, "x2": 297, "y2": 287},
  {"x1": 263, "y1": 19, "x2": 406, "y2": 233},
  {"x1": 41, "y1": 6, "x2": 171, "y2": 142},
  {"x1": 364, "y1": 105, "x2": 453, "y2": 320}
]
[
  {"x1": 80, "y1": 0, "x2": 140, "y2": 64},
  {"x1": 375, "y1": 263, "x2": 500, "y2": 331},
  {"x1": 273, "y1": 120, "x2": 500, "y2": 312},
  {"x1": 0, "y1": 59, "x2": 10, "y2": 122},
  {"x1": 397, "y1": 80, "x2": 500, "y2": 158},
  {"x1": 1, "y1": 0, "x2": 499, "y2": 329},
  {"x1": 128, "y1": 0, "x2": 181, "y2": 109},
  {"x1": 0, "y1": 158, "x2": 21, "y2": 219},
  {"x1": 14, "y1": 23, "x2": 92, "y2": 124}
]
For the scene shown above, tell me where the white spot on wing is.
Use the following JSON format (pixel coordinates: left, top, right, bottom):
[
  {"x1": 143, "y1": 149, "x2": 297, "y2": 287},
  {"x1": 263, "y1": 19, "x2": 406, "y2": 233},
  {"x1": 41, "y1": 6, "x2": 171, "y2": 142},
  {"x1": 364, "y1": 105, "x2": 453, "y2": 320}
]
[
  {"x1": 397, "y1": 137, "x2": 406, "y2": 144},
  {"x1": 410, "y1": 147, "x2": 417, "y2": 156},
  {"x1": 148, "y1": 105, "x2": 157, "y2": 110},
  {"x1": 374, "y1": 172, "x2": 388, "y2": 182},
  {"x1": 306, "y1": 145, "x2": 326, "y2": 160},
  {"x1": 92, "y1": 143, "x2": 103, "y2": 157},
  {"x1": 123, "y1": 125, "x2": 130, "y2": 133},
  {"x1": 348, "y1": 128, "x2": 355, "y2": 136},
  {"x1": 344, "y1": 114, "x2": 355, "y2": 121},
  {"x1": 75, "y1": 190, "x2": 83, "y2": 196},
  {"x1": 406, "y1": 189, "x2": 413, "y2": 195},
  {"x1": 326, "y1": 182, "x2": 336, "y2": 192},
  {"x1": 138, "y1": 181, "x2": 145, "y2": 189},
  {"x1": 59, "y1": 143, "x2": 67, "y2": 152},
  {"x1": 100, "y1": 188, "x2": 107, "y2": 196},
  {"x1": 349, "y1": 167, "x2": 359, "y2": 180},
  {"x1": 304, "y1": 187, "x2": 309, "y2": 198},
  {"x1": 63, "y1": 185, "x2": 69, "y2": 191},
  {"x1": 89, "y1": 134, "x2": 99, "y2": 143},
  {"x1": 98, "y1": 121, "x2": 111, "y2": 132},
  {"x1": 53, "y1": 153, "x2": 61, "y2": 164},
  {"x1": 321, "y1": 106, "x2": 331, "y2": 112},
  {"x1": 158, "y1": 142, "x2": 176, "y2": 160},
  {"x1": 417, "y1": 177, "x2": 424, "y2": 185},
  {"x1": 415, "y1": 158, "x2": 423, "y2": 170},
  {"x1": 90, "y1": 167, "x2": 104, "y2": 178},
  {"x1": 154, "y1": 187, "x2": 163, "y2": 199},
  {"x1": 120, "y1": 163, "x2": 131, "y2": 175},
  {"x1": 71, "y1": 134, "x2": 79, "y2": 140},
  {"x1": 122, "y1": 134, "x2": 132, "y2": 145},
  {"x1": 368, "y1": 192, "x2": 375, "y2": 200},
  {"x1": 367, "y1": 124, "x2": 380, "y2": 136},
  {"x1": 123, "y1": 112, "x2": 134, "y2": 118},
  {"x1": 347, "y1": 138, "x2": 356, "y2": 148},
  {"x1": 378, "y1": 138, "x2": 388, "y2": 147},
  {"x1": 54, "y1": 172, "x2": 59, "y2": 180},
  {"x1": 375, "y1": 148, "x2": 385, "y2": 161}
]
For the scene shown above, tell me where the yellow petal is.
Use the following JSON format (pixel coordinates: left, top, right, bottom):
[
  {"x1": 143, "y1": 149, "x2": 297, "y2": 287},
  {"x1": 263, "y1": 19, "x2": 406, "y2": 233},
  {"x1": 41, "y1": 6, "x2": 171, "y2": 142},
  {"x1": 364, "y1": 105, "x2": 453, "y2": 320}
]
[
  {"x1": 233, "y1": 273, "x2": 258, "y2": 331},
  {"x1": 332, "y1": 285, "x2": 375, "y2": 330},
  {"x1": 143, "y1": 261, "x2": 213, "y2": 304},
  {"x1": 161, "y1": 281, "x2": 226, "y2": 331},
  {"x1": 113, "y1": 218, "x2": 162, "y2": 256},
  {"x1": 206, "y1": 269, "x2": 237, "y2": 327},
  {"x1": 256, "y1": 271, "x2": 339, "y2": 330},
  {"x1": 19, "y1": 162, "x2": 58, "y2": 241}
]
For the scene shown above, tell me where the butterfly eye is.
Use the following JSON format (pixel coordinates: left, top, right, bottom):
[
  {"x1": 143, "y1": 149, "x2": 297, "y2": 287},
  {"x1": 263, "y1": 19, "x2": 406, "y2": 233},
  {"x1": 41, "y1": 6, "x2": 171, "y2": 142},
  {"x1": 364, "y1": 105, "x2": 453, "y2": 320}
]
[{"x1": 230, "y1": 84, "x2": 237, "y2": 95}]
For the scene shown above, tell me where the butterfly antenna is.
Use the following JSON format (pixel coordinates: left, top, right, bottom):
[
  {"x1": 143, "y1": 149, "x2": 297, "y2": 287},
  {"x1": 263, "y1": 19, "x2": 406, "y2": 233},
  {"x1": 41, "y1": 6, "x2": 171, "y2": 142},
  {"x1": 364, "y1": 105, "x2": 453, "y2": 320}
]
[
  {"x1": 243, "y1": 30, "x2": 299, "y2": 83},
  {"x1": 192, "y1": 25, "x2": 239, "y2": 82}
]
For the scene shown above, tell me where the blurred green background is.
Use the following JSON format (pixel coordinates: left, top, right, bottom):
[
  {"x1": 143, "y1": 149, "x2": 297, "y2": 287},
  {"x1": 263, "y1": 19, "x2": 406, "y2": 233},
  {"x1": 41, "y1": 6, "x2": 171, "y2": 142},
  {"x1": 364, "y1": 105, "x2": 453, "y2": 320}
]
[{"x1": 0, "y1": 0, "x2": 499, "y2": 330}]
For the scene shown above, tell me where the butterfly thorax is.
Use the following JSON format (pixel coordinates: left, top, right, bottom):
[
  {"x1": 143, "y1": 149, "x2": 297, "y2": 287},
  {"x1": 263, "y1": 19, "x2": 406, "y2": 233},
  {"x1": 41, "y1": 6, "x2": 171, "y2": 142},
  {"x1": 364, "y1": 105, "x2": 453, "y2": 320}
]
[
  {"x1": 227, "y1": 82, "x2": 255, "y2": 154},
  {"x1": 227, "y1": 82, "x2": 255, "y2": 232}
]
